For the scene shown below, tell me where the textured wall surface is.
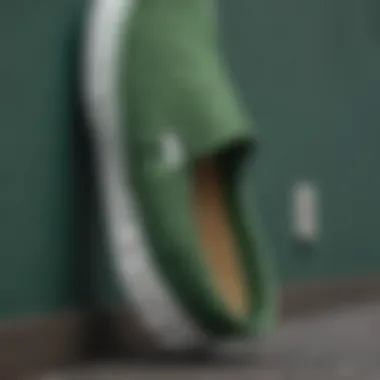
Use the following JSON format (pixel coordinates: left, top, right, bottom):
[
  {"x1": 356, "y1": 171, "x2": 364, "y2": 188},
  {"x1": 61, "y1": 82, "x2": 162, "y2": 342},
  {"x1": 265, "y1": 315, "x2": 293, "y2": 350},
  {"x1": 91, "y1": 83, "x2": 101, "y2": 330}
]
[
  {"x1": 0, "y1": 0, "x2": 90, "y2": 319},
  {"x1": 220, "y1": 0, "x2": 380, "y2": 283}
]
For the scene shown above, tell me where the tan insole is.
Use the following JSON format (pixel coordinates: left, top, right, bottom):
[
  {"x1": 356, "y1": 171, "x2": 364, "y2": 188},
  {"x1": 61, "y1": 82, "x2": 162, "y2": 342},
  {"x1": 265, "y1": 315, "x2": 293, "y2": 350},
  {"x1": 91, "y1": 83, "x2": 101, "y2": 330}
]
[{"x1": 193, "y1": 159, "x2": 251, "y2": 317}]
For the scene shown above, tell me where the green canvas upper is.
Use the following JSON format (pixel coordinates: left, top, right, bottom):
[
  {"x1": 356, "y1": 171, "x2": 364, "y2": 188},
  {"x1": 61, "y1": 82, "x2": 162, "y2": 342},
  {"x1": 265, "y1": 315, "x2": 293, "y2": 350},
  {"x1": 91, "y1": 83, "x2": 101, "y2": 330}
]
[
  {"x1": 118, "y1": 0, "x2": 277, "y2": 336},
  {"x1": 123, "y1": 0, "x2": 255, "y2": 157}
]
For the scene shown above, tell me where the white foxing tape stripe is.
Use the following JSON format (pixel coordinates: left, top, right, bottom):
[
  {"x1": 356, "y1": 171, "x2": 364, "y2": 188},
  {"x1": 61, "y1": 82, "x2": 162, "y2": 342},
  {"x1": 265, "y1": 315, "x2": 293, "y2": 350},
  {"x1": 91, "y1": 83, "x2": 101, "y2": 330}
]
[{"x1": 82, "y1": 0, "x2": 206, "y2": 347}]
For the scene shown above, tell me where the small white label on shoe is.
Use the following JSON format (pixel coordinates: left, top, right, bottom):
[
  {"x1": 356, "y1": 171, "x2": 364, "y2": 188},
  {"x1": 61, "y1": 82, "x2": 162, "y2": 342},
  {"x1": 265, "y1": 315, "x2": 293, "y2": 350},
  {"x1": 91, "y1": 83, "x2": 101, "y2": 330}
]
[{"x1": 159, "y1": 132, "x2": 186, "y2": 172}]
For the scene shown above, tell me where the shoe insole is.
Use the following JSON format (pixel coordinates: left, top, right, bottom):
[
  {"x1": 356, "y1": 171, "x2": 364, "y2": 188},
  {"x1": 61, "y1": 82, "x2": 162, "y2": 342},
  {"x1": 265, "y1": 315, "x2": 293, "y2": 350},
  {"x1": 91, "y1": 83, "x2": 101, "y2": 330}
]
[{"x1": 193, "y1": 159, "x2": 251, "y2": 317}]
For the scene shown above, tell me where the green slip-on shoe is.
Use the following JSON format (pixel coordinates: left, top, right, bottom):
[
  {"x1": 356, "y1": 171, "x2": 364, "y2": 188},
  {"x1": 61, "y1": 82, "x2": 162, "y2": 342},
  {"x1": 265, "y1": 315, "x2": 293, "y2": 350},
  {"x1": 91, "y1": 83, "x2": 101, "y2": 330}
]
[{"x1": 83, "y1": 0, "x2": 277, "y2": 349}]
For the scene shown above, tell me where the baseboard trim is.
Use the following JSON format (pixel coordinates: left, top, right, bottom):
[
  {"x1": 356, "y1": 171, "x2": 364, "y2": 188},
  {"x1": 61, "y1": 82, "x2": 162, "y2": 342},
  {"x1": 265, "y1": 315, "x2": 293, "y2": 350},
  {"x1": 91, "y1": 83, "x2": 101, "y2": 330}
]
[
  {"x1": 1, "y1": 277, "x2": 380, "y2": 378},
  {"x1": 0, "y1": 312, "x2": 93, "y2": 380},
  {"x1": 282, "y1": 276, "x2": 380, "y2": 320}
]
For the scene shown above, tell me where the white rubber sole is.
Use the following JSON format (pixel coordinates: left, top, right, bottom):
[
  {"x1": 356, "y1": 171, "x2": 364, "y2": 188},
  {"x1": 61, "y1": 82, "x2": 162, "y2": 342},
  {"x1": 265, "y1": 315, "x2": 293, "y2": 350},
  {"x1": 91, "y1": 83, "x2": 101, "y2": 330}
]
[{"x1": 82, "y1": 0, "x2": 206, "y2": 348}]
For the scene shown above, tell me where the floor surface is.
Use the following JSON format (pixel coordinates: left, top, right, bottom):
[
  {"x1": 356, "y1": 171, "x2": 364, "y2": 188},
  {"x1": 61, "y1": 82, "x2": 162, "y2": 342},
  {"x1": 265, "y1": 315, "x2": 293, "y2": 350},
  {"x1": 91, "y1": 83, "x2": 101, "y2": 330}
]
[{"x1": 36, "y1": 304, "x2": 380, "y2": 380}]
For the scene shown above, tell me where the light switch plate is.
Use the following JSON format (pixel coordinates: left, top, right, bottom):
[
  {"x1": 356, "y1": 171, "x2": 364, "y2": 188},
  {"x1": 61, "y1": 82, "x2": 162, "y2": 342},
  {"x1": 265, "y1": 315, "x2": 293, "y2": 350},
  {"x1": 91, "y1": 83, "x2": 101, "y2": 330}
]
[{"x1": 291, "y1": 181, "x2": 320, "y2": 243}]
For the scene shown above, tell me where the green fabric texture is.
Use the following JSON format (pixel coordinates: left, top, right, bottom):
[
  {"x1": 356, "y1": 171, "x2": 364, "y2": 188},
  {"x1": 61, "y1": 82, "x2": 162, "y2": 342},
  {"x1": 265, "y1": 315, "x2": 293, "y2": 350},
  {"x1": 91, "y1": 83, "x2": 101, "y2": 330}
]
[{"x1": 120, "y1": 0, "x2": 277, "y2": 336}]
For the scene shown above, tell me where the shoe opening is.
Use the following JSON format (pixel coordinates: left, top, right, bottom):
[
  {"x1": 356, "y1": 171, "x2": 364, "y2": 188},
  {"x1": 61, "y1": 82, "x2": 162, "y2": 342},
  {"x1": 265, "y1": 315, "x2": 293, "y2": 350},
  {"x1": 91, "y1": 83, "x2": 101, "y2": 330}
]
[{"x1": 193, "y1": 140, "x2": 255, "y2": 318}]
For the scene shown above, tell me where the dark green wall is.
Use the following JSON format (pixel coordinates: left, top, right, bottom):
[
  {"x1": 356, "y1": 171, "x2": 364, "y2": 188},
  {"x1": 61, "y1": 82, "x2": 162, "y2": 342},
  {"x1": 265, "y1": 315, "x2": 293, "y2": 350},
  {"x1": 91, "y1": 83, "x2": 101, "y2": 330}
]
[
  {"x1": 0, "y1": 0, "x2": 90, "y2": 319},
  {"x1": 221, "y1": 0, "x2": 380, "y2": 283},
  {"x1": 1, "y1": 0, "x2": 380, "y2": 319}
]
